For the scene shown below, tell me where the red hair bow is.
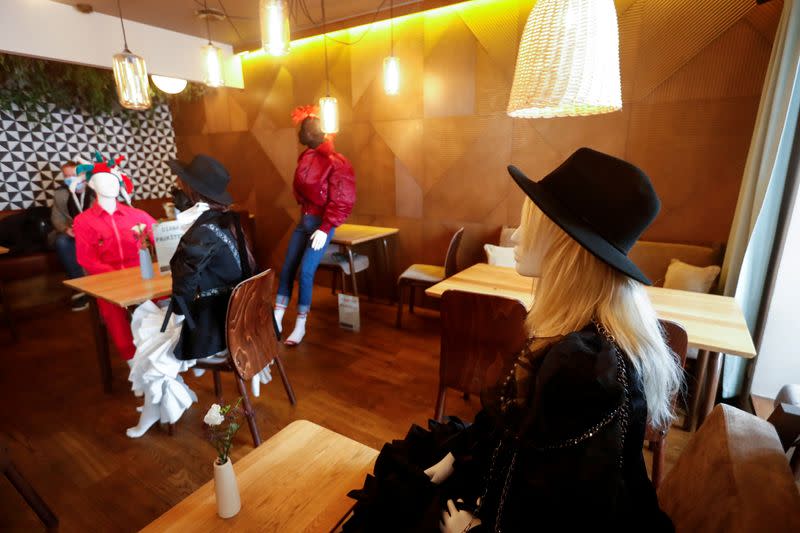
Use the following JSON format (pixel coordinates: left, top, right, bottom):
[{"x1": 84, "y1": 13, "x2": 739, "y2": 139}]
[{"x1": 291, "y1": 105, "x2": 319, "y2": 125}]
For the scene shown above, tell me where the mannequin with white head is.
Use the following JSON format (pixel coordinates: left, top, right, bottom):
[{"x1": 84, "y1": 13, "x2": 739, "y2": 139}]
[{"x1": 89, "y1": 172, "x2": 122, "y2": 214}]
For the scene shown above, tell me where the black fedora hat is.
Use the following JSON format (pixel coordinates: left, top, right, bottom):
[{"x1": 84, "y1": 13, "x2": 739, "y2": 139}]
[
  {"x1": 508, "y1": 147, "x2": 659, "y2": 285},
  {"x1": 167, "y1": 155, "x2": 233, "y2": 206}
]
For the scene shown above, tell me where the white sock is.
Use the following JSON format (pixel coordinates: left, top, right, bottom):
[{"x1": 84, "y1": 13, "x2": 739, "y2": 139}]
[
  {"x1": 274, "y1": 306, "x2": 286, "y2": 334},
  {"x1": 285, "y1": 314, "x2": 307, "y2": 345},
  {"x1": 126, "y1": 395, "x2": 160, "y2": 438}
]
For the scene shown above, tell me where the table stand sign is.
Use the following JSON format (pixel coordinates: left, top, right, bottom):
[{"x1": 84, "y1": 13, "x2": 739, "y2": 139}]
[
  {"x1": 153, "y1": 220, "x2": 192, "y2": 274},
  {"x1": 338, "y1": 294, "x2": 361, "y2": 331}
]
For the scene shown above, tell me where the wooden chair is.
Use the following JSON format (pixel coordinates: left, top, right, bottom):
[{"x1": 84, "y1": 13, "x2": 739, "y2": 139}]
[
  {"x1": 434, "y1": 290, "x2": 528, "y2": 421},
  {"x1": 194, "y1": 269, "x2": 297, "y2": 447},
  {"x1": 647, "y1": 319, "x2": 689, "y2": 489},
  {"x1": 396, "y1": 228, "x2": 464, "y2": 329},
  {"x1": 1, "y1": 446, "x2": 58, "y2": 531}
]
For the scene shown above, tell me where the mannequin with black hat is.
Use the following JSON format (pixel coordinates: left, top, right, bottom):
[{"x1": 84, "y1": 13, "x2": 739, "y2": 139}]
[
  {"x1": 125, "y1": 155, "x2": 272, "y2": 438},
  {"x1": 343, "y1": 148, "x2": 681, "y2": 532}
]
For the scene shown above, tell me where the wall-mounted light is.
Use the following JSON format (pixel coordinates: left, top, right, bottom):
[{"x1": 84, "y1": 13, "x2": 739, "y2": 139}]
[
  {"x1": 111, "y1": 0, "x2": 151, "y2": 110},
  {"x1": 202, "y1": 0, "x2": 225, "y2": 87},
  {"x1": 383, "y1": 0, "x2": 400, "y2": 95},
  {"x1": 151, "y1": 75, "x2": 188, "y2": 94},
  {"x1": 318, "y1": 0, "x2": 338, "y2": 133},
  {"x1": 260, "y1": 0, "x2": 291, "y2": 56},
  {"x1": 507, "y1": 0, "x2": 621, "y2": 118}
]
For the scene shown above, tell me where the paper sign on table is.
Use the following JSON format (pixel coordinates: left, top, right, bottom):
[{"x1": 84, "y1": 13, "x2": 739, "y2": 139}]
[{"x1": 153, "y1": 220, "x2": 192, "y2": 273}]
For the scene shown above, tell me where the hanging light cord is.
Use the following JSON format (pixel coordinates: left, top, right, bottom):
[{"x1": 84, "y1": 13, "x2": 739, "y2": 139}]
[
  {"x1": 321, "y1": 0, "x2": 330, "y2": 96},
  {"x1": 390, "y1": 0, "x2": 394, "y2": 56},
  {"x1": 116, "y1": 0, "x2": 130, "y2": 51},
  {"x1": 204, "y1": 0, "x2": 213, "y2": 44}
]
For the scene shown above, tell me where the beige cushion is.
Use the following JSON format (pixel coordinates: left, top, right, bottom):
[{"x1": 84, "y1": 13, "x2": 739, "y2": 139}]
[
  {"x1": 499, "y1": 226, "x2": 517, "y2": 247},
  {"x1": 484, "y1": 244, "x2": 515, "y2": 268},
  {"x1": 628, "y1": 240, "x2": 722, "y2": 286},
  {"x1": 399, "y1": 264, "x2": 446, "y2": 283},
  {"x1": 658, "y1": 404, "x2": 800, "y2": 532},
  {"x1": 664, "y1": 259, "x2": 721, "y2": 293}
]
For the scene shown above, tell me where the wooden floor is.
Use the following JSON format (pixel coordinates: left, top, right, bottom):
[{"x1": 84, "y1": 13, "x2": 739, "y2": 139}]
[{"x1": 1, "y1": 286, "x2": 690, "y2": 532}]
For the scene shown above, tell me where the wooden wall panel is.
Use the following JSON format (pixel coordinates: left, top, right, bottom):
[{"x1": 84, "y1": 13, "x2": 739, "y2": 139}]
[{"x1": 172, "y1": 0, "x2": 782, "y2": 276}]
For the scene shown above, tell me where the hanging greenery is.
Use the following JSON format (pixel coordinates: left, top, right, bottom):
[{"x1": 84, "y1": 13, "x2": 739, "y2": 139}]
[{"x1": 0, "y1": 52, "x2": 205, "y2": 118}]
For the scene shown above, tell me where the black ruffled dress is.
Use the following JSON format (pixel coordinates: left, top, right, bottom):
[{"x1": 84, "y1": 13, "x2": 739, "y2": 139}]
[{"x1": 343, "y1": 323, "x2": 674, "y2": 532}]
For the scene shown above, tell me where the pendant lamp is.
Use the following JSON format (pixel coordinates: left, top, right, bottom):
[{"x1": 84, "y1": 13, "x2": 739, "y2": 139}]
[
  {"x1": 507, "y1": 0, "x2": 621, "y2": 119},
  {"x1": 202, "y1": 0, "x2": 225, "y2": 87},
  {"x1": 260, "y1": 0, "x2": 291, "y2": 56},
  {"x1": 383, "y1": 0, "x2": 400, "y2": 95},
  {"x1": 151, "y1": 75, "x2": 188, "y2": 94},
  {"x1": 318, "y1": 0, "x2": 338, "y2": 133},
  {"x1": 112, "y1": 0, "x2": 151, "y2": 110}
]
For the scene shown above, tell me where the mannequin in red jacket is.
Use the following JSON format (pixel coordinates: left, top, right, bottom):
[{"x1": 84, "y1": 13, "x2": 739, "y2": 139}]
[{"x1": 274, "y1": 106, "x2": 356, "y2": 345}]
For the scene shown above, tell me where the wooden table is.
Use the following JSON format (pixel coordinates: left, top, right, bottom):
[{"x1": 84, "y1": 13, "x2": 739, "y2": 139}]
[
  {"x1": 142, "y1": 420, "x2": 378, "y2": 533},
  {"x1": 331, "y1": 224, "x2": 399, "y2": 298},
  {"x1": 426, "y1": 263, "x2": 757, "y2": 426},
  {"x1": 64, "y1": 265, "x2": 171, "y2": 393}
]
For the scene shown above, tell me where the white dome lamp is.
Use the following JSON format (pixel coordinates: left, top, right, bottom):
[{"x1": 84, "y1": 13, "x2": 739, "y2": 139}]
[
  {"x1": 151, "y1": 75, "x2": 188, "y2": 94},
  {"x1": 507, "y1": 0, "x2": 622, "y2": 119}
]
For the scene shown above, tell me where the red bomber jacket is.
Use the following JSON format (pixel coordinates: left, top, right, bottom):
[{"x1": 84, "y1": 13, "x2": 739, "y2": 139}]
[{"x1": 293, "y1": 139, "x2": 356, "y2": 233}]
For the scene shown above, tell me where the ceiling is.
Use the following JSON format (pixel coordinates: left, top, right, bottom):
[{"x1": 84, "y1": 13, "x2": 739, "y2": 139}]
[{"x1": 51, "y1": 0, "x2": 420, "y2": 49}]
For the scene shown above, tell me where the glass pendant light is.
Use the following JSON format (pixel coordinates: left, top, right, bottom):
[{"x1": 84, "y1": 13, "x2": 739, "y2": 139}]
[
  {"x1": 202, "y1": 0, "x2": 225, "y2": 87},
  {"x1": 151, "y1": 75, "x2": 188, "y2": 94},
  {"x1": 260, "y1": 0, "x2": 291, "y2": 56},
  {"x1": 383, "y1": 0, "x2": 400, "y2": 95},
  {"x1": 112, "y1": 0, "x2": 151, "y2": 110},
  {"x1": 507, "y1": 0, "x2": 622, "y2": 118},
  {"x1": 318, "y1": 0, "x2": 338, "y2": 133}
]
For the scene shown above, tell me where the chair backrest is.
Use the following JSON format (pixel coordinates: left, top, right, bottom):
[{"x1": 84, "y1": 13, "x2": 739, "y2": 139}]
[
  {"x1": 440, "y1": 290, "x2": 528, "y2": 395},
  {"x1": 225, "y1": 268, "x2": 280, "y2": 381},
  {"x1": 660, "y1": 319, "x2": 689, "y2": 369},
  {"x1": 443, "y1": 228, "x2": 465, "y2": 278}
]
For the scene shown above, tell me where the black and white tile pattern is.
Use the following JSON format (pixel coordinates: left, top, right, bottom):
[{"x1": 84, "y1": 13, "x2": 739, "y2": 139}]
[{"x1": 0, "y1": 102, "x2": 177, "y2": 210}]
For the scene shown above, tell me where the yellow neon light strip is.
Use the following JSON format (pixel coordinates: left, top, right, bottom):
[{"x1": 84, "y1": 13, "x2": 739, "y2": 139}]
[{"x1": 238, "y1": 0, "x2": 495, "y2": 59}]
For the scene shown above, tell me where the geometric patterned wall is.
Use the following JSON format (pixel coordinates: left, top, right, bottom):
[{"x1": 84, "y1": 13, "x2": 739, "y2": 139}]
[
  {"x1": 172, "y1": 0, "x2": 782, "y2": 274},
  {"x1": 0, "y1": 102, "x2": 176, "y2": 210}
]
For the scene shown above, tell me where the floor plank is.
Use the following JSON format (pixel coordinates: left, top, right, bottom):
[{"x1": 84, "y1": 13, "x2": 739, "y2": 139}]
[{"x1": 0, "y1": 286, "x2": 689, "y2": 532}]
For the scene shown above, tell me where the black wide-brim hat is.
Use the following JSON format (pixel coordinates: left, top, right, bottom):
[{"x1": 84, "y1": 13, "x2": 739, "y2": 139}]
[
  {"x1": 168, "y1": 155, "x2": 233, "y2": 206},
  {"x1": 508, "y1": 147, "x2": 660, "y2": 285}
]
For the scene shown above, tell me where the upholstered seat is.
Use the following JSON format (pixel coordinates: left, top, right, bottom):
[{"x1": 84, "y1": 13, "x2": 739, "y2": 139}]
[{"x1": 398, "y1": 264, "x2": 445, "y2": 284}]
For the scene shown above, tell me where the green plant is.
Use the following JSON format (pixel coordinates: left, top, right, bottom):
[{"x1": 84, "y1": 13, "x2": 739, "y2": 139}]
[{"x1": 0, "y1": 52, "x2": 205, "y2": 119}]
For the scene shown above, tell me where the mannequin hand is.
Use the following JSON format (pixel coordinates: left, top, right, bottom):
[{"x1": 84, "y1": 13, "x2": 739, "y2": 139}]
[
  {"x1": 424, "y1": 452, "x2": 455, "y2": 484},
  {"x1": 310, "y1": 229, "x2": 328, "y2": 251},
  {"x1": 440, "y1": 499, "x2": 481, "y2": 533}
]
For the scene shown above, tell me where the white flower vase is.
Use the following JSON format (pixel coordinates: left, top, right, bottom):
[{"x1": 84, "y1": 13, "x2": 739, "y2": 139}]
[
  {"x1": 139, "y1": 248, "x2": 154, "y2": 280},
  {"x1": 213, "y1": 458, "x2": 241, "y2": 518}
]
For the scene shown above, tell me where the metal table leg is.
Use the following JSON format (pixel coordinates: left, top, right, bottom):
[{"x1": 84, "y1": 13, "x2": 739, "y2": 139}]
[
  {"x1": 346, "y1": 246, "x2": 359, "y2": 298},
  {"x1": 686, "y1": 349, "x2": 708, "y2": 431},
  {"x1": 699, "y1": 351, "x2": 722, "y2": 427},
  {"x1": 89, "y1": 298, "x2": 112, "y2": 394},
  {"x1": 381, "y1": 237, "x2": 395, "y2": 302}
]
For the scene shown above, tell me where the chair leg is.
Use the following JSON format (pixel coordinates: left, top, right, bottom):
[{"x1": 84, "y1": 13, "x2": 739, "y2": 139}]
[
  {"x1": 235, "y1": 376, "x2": 261, "y2": 447},
  {"x1": 273, "y1": 354, "x2": 297, "y2": 406},
  {"x1": 686, "y1": 350, "x2": 709, "y2": 431},
  {"x1": 434, "y1": 385, "x2": 447, "y2": 422},
  {"x1": 409, "y1": 285, "x2": 415, "y2": 314},
  {"x1": 331, "y1": 270, "x2": 337, "y2": 295},
  {"x1": 3, "y1": 461, "x2": 59, "y2": 531},
  {"x1": 651, "y1": 438, "x2": 665, "y2": 489},
  {"x1": 213, "y1": 371, "x2": 223, "y2": 404},
  {"x1": 395, "y1": 283, "x2": 405, "y2": 329}
]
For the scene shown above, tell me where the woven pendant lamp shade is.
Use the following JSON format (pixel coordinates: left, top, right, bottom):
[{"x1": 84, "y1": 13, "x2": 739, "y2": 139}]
[{"x1": 507, "y1": 0, "x2": 622, "y2": 119}]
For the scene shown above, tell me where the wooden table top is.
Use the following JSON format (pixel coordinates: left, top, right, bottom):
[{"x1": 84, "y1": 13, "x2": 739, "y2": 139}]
[
  {"x1": 64, "y1": 264, "x2": 172, "y2": 308},
  {"x1": 332, "y1": 224, "x2": 399, "y2": 246},
  {"x1": 141, "y1": 420, "x2": 378, "y2": 533},
  {"x1": 426, "y1": 263, "x2": 756, "y2": 358}
]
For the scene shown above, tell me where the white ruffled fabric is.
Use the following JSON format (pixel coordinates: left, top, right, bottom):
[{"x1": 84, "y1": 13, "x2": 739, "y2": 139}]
[{"x1": 129, "y1": 300, "x2": 198, "y2": 424}]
